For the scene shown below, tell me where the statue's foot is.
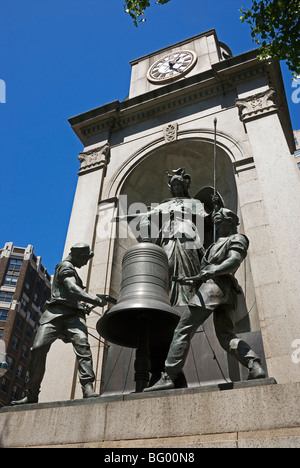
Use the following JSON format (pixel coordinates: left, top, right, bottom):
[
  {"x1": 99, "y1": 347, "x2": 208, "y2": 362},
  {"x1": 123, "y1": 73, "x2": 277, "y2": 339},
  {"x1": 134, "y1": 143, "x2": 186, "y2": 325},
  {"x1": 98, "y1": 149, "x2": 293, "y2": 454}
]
[
  {"x1": 143, "y1": 373, "x2": 175, "y2": 392},
  {"x1": 11, "y1": 395, "x2": 38, "y2": 406},
  {"x1": 82, "y1": 383, "x2": 99, "y2": 399},
  {"x1": 247, "y1": 361, "x2": 266, "y2": 380}
]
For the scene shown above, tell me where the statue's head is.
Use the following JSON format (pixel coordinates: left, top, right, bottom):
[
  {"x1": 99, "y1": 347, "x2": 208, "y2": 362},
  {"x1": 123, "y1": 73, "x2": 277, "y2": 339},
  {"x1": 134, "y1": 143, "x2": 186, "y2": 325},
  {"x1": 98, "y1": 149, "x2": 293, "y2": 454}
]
[
  {"x1": 70, "y1": 243, "x2": 94, "y2": 267},
  {"x1": 213, "y1": 208, "x2": 241, "y2": 235},
  {"x1": 167, "y1": 168, "x2": 191, "y2": 197}
]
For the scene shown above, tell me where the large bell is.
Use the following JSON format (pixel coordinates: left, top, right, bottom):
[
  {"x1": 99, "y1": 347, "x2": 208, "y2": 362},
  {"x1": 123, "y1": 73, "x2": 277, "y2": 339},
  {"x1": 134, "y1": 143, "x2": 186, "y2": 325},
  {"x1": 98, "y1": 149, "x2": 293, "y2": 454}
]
[
  {"x1": 96, "y1": 242, "x2": 181, "y2": 392},
  {"x1": 97, "y1": 242, "x2": 181, "y2": 349}
]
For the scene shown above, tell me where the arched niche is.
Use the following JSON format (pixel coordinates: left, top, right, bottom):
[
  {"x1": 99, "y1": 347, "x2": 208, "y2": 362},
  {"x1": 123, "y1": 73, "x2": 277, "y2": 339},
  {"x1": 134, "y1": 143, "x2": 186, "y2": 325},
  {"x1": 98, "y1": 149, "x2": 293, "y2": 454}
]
[
  {"x1": 101, "y1": 138, "x2": 266, "y2": 395},
  {"x1": 119, "y1": 138, "x2": 237, "y2": 211}
]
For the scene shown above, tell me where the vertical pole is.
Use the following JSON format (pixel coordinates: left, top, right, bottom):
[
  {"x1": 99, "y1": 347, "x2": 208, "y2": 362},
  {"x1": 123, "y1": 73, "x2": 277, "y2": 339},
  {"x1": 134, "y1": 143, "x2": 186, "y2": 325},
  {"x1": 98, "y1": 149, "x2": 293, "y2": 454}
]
[{"x1": 213, "y1": 117, "x2": 217, "y2": 243}]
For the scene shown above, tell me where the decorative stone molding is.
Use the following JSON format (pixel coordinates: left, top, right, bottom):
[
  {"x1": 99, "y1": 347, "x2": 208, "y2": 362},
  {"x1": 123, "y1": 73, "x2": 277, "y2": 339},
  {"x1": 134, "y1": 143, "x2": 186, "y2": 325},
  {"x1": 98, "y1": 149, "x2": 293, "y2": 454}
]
[
  {"x1": 78, "y1": 143, "x2": 110, "y2": 174},
  {"x1": 236, "y1": 88, "x2": 277, "y2": 122},
  {"x1": 164, "y1": 123, "x2": 178, "y2": 142},
  {"x1": 74, "y1": 64, "x2": 267, "y2": 142}
]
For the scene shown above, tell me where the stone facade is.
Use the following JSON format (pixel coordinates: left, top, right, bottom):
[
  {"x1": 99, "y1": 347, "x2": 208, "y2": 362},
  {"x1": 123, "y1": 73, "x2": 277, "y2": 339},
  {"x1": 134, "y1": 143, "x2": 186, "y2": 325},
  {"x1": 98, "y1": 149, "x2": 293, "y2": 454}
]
[{"x1": 39, "y1": 29, "x2": 300, "y2": 404}]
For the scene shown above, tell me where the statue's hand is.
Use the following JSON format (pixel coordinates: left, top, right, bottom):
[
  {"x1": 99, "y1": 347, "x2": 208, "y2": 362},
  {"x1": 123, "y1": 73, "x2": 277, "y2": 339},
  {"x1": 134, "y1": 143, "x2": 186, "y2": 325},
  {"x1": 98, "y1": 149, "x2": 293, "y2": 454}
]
[
  {"x1": 211, "y1": 193, "x2": 221, "y2": 208},
  {"x1": 200, "y1": 265, "x2": 217, "y2": 281},
  {"x1": 174, "y1": 275, "x2": 202, "y2": 288},
  {"x1": 94, "y1": 296, "x2": 107, "y2": 307},
  {"x1": 96, "y1": 294, "x2": 117, "y2": 305}
]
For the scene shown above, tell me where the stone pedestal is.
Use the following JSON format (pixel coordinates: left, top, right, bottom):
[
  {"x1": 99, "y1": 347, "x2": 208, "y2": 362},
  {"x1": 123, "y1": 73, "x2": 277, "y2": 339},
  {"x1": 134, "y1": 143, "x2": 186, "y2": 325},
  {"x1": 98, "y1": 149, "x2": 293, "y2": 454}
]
[{"x1": 1, "y1": 380, "x2": 300, "y2": 448}]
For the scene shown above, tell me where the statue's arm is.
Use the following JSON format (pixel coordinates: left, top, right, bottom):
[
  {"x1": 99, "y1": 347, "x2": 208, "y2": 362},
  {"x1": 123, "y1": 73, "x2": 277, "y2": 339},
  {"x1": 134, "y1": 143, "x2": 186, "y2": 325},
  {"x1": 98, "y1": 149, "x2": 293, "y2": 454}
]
[
  {"x1": 176, "y1": 250, "x2": 242, "y2": 285},
  {"x1": 200, "y1": 250, "x2": 242, "y2": 280},
  {"x1": 63, "y1": 277, "x2": 105, "y2": 307},
  {"x1": 112, "y1": 208, "x2": 158, "y2": 223}
]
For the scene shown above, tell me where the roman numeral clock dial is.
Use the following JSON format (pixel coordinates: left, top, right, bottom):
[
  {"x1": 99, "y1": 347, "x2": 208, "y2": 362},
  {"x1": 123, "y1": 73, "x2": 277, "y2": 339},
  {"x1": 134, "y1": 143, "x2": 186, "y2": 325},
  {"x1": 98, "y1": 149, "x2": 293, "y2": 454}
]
[{"x1": 147, "y1": 50, "x2": 197, "y2": 84}]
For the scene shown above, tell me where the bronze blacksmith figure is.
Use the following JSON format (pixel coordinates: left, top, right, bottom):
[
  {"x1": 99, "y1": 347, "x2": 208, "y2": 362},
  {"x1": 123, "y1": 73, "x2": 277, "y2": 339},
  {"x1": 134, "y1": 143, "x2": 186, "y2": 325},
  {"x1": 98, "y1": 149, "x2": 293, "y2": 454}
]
[
  {"x1": 11, "y1": 243, "x2": 108, "y2": 405},
  {"x1": 144, "y1": 208, "x2": 266, "y2": 392}
]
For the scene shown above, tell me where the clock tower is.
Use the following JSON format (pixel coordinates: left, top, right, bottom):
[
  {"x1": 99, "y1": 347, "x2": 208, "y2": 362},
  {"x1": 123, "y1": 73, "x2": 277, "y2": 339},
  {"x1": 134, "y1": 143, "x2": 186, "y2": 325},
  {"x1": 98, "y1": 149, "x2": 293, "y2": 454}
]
[
  {"x1": 129, "y1": 30, "x2": 232, "y2": 97},
  {"x1": 40, "y1": 29, "x2": 299, "y2": 406}
]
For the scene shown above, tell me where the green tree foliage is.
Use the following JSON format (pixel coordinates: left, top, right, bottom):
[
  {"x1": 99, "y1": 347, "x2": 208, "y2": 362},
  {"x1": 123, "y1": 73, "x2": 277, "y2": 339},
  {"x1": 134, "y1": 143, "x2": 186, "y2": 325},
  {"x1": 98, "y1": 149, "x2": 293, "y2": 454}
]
[
  {"x1": 124, "y1": 0, "x2": 171, "y2": 26},
  {"x1": 240, "y1": 0, "x2": 300, "y2": 76}
]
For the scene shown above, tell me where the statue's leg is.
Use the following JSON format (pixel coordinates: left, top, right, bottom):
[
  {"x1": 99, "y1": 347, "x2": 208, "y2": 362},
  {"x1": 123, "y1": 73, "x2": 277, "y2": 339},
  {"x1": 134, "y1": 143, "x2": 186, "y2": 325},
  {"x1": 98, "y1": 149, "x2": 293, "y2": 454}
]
[
  {"x1": 144, "y1": 306, "x2": 211, "y2": 392},
  {"x1": 66, "y1": 315, "x2": 98, "y2": 398},
  {"x1": 165, "y1": 306, "x2": 212, "y2": 378},
  {"x1": 213, "y1": 306, "x2": 266, "y2": 380}
]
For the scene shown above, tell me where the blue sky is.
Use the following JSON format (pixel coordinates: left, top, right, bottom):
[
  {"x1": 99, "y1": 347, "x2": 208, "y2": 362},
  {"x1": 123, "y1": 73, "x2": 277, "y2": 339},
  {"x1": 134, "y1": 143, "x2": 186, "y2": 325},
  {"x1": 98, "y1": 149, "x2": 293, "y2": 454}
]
[{"x1": 1, "y1": 0, "x2": 299, "y2": 275}]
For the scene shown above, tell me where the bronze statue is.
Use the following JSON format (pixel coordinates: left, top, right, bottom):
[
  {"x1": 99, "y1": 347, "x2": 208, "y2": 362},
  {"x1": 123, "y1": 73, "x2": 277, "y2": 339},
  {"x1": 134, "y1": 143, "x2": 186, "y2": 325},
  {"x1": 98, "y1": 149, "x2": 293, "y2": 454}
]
[
  {"x1": 115, "y1": 168, "x2": 222, "y2": 388},
  {"x1": 11, "y1": 243, "x2": 111, "y2": 405},
  {"x1": 139, "y1": 168, "x2": 222, "y2": 307},
  {"x1": 144, "y1": 208, "x2": 265, "y2": 392}
]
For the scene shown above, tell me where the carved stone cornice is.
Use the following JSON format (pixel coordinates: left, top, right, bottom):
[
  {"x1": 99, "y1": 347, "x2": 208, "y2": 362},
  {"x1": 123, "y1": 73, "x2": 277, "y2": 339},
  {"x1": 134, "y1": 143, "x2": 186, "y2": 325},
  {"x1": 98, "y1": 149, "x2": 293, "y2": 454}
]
[
  {"x1": 236, "y1": 88, "x2": 277, "y2": 122},
  {"x1": 78, "y1": 143, "x2": 110, "y2": 174},
  {"x1": 69, "y1": 50, "x2": 268, "y2": 144}
]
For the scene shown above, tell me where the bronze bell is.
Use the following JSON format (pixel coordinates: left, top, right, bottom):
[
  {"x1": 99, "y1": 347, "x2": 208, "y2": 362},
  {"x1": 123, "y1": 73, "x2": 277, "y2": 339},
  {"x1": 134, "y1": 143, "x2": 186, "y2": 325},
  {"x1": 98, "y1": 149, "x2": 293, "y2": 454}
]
[
  {"x1": 96, "y1": 242, "x2": 181, "y2": 391},
  {"x1": 97, "y1": 242, "x2": 180, "y2": 349}
]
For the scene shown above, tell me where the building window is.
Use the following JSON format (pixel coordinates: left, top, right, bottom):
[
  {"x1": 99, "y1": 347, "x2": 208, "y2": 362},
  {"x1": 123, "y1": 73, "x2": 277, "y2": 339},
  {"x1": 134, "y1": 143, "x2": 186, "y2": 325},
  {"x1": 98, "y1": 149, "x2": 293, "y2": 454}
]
[
  {"x1": 0, "y1": 309, "x2": 8, "y2": 321},
  {"x1": 16, "y1": 316, "x2": 24, "y2": 331},
  {"x1": 7, "y1": 259, "x2": 23, "y2": 274},
  {"x1": 21, "y1": 344, "x2": 29, "y2": 359},
  {"x1": 20, "y1": 297, "x2": 28, "y2": 311},
  {"x1": 17, "y1": 364, "x2": 24, "y2": 379},
  {"x1": 12, "y1": 385, "x2": 20, "y2": 400},
  {"x1": 25, "y1": 327, "x2": 33, "y2": 340},
  {"x1": 0, "y1": 291, "x2": 13, "y2": 303},
  {"x1": 29, "y1": 309, "x2": 35, "y2": 321},
  {"x1": 0, "y1": 377, "x2": 9, "y2": 394},
  {"x1": 3, "y1": 274, "x2": 18, "y2": 287},
  {"x1": 11, "y1": 335, "x2": 19, "y2": 351},
  {"x1": 298, "y1": 162, "x2": 300, "y2": 170},
  {"x1": 7, "y1": 355, "x2": 14, "y2": 372},
  {"x1": 0, "y1": 329, "x2": 3, "y2": 339}
]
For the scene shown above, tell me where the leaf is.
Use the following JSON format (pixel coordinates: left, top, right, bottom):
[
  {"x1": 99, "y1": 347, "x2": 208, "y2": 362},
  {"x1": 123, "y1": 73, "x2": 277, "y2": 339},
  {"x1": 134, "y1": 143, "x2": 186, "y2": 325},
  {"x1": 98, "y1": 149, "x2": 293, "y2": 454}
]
[{"x1": 240, "y1": 0, "x2": 300, "y2": 76}]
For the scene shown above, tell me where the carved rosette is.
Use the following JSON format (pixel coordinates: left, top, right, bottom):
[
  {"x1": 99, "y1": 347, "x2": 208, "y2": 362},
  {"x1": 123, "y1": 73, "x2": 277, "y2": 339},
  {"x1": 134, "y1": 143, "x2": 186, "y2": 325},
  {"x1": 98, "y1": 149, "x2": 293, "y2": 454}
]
[
  {"x1": 78, "y1": 143, "x2": 110, "y2": 174},
  {"x1": 236, "y1": 88, "x2": 277, "y2": 122}
]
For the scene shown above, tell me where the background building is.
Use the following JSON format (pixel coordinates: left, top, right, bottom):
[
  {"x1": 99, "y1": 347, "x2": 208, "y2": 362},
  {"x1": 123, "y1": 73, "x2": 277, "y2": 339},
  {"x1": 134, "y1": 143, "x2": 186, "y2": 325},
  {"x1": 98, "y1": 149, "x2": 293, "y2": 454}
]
[{"x1": 0, "y1": 242, "x2": 51, "y2": 406}]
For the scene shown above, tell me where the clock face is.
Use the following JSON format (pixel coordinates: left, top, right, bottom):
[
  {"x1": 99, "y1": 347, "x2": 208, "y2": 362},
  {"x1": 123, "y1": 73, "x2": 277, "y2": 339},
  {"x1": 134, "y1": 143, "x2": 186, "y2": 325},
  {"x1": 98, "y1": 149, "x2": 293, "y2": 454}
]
[{"x1": 147, "y1": 50, "x2": 197, "y2": 84}]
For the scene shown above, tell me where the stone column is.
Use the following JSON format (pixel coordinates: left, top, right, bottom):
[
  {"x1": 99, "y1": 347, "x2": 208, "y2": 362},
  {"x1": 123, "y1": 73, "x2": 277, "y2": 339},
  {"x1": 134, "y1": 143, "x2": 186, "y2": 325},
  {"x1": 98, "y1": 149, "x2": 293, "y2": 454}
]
[
  {"x1": 236, "y1": 88, "x2": 300, "y2": 383},
  {"x1": 39, "y1": 143, "x2": 110, "y2": 403}
]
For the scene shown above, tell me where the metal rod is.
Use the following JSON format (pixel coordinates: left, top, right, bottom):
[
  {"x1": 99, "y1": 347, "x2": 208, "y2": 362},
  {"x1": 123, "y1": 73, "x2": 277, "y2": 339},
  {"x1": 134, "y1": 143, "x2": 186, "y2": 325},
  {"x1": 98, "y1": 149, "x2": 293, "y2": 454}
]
[{"x1": 213, "y1": 117, "x2": 217, "y2": 243}]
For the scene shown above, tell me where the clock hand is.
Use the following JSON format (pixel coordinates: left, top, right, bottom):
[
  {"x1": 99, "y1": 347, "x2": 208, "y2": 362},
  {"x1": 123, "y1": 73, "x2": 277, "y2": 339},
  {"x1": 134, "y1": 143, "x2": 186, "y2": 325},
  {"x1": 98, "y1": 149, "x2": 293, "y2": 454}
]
[{"x1": 169, "y1": 56, "x2": 181, "y2": 68}]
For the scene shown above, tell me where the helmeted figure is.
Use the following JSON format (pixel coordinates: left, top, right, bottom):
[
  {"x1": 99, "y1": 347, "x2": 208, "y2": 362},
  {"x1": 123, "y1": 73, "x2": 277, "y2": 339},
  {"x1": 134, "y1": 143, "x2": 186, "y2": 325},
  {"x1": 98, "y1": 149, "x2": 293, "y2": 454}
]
[
  {"x1": 144, "y1": 208, "x2": 266, "y2": 392},
  {"x1": 140, "y1": 168, "x2": 221, "y2": 307}
]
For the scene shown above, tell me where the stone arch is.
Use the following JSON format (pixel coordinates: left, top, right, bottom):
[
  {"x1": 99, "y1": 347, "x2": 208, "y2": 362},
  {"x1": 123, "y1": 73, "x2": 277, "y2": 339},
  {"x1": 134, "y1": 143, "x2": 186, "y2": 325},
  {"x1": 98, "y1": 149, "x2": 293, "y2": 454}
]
[{"x1": 105, "y1": 128, "x2": 249, "y2": 203}]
